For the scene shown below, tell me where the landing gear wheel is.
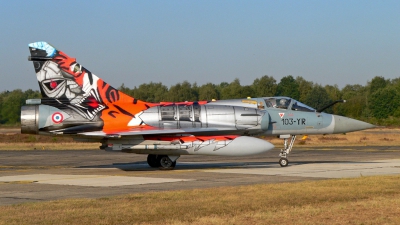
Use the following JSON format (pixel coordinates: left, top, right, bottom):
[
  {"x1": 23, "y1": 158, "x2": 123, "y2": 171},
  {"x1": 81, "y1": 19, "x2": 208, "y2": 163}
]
[
  {"x1": 147, "y1": 154, "x2": 160, "y2": 168},
  {"x1": 158, "y1": 155, "x2": 176, "y2": 170},
  {"x1": 279, "y1": 158, "x2": 289, "y2": 167}
]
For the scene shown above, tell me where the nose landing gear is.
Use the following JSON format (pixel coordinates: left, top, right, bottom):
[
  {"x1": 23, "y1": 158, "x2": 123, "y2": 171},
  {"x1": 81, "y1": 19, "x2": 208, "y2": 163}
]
[{"x1": 279, "y1": 135, "x2": 296, "y2": 167}]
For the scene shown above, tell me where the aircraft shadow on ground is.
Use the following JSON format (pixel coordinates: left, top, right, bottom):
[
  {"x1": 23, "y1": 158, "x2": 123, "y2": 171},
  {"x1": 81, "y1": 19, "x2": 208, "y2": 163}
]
[{"x1": 76, "y1": 160, "x2": 379, "y2": 171}]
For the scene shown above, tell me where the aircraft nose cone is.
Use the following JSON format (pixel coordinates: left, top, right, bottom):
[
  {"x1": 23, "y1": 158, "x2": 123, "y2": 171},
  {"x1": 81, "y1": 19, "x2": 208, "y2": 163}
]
[{"x1": 333, "y1": 115, "x2": 375, "y2": 133}]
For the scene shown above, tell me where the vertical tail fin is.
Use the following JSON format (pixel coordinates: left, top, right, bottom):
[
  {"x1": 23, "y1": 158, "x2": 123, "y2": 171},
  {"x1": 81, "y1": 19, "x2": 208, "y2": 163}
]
[{"x1": 28, "y1": 41, "x2": 152, "y2": 132}]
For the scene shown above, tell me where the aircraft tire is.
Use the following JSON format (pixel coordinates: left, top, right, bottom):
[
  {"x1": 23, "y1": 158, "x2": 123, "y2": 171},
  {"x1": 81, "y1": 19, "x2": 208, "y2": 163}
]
[
  {"x1": 158, "y1": 155, "x2": 176, "y2": 170},
  {"x1": 147, "y1": 154, "x2": 160, "y2": 168},
  {"x1": 279, "y1": 158, "x2": 289, "y2": 167}
]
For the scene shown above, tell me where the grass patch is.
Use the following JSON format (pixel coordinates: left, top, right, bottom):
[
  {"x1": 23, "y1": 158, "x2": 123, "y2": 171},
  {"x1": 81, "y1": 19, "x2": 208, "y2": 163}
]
[
  {"x1": 0, "y1": 129, "x2": 99, "y2": 150},
  {"x1": 0, "y1": 142, "x2": 99, "y2": 150},
  {"x1": 0, "y1": 175, "x2": 399, "y2": 224}
]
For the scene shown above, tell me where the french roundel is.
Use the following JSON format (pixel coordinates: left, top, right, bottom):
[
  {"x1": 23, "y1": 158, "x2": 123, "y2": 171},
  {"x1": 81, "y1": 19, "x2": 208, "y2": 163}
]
[{"x1": 52, "y1": 112, "x2": 64, "y2": 124}]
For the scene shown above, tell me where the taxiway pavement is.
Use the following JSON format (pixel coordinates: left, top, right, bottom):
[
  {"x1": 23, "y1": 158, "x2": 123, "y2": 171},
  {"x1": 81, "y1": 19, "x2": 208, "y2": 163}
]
[{"x1": 1, "y1": 146, "x2": 400, "y2": 206}]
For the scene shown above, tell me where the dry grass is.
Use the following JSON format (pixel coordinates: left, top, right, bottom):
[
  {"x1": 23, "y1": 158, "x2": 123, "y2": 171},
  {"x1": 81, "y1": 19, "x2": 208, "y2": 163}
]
[
  {"x1": 0, "y1": 142, "x2": 99, "y2": 150},
  {"x1": 0, "y1": 128, "x2": 99, "y2": 150},
  {"x1": 0, "y1": 175, "x2": 399, "y2": 224}
]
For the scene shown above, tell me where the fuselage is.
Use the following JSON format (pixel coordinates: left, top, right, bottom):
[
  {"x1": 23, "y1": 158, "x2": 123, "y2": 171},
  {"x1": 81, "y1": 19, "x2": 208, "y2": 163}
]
[{"x1": 22, "y1": 97, "x2": 373, "y2": 137}]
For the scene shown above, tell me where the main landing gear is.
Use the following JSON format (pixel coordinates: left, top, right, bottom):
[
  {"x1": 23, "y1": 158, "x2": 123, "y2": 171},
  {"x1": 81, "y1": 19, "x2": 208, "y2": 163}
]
[
  {"x1": 147, "y1": 154, "x2": 180, "y2": 170},
  {"x1": 279, "y1": 135, "x2": 296, "y2": 167}
]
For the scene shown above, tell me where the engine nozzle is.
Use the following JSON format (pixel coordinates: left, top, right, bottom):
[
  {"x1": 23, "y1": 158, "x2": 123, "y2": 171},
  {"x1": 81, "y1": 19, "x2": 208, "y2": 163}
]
[{"x1": 21, "y1": 105, "x2": 39, "y2": 134}]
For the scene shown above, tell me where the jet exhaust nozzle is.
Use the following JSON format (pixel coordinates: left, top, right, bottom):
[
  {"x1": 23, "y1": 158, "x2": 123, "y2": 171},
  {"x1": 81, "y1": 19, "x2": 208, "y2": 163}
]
[{"x1": 21, "y1": 105, "x2": 39, "y2": 134}]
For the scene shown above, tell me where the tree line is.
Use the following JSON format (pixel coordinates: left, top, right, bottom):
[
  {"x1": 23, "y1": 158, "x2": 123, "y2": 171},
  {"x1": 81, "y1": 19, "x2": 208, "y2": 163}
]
[{"x1": 1, "y1": 75, "x2": 399, "y2": 126}]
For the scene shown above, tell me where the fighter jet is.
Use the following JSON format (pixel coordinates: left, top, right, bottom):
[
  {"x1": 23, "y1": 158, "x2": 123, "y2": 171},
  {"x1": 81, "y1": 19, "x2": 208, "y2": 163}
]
[{"x1": 21, "y1": 41, "x2": 375, "y2": 169}]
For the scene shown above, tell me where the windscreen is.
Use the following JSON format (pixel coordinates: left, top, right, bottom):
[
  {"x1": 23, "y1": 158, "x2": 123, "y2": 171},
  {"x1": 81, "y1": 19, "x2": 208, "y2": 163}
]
[{"x1": 291, "y1": 101, "x2": 315, "y2": 112}]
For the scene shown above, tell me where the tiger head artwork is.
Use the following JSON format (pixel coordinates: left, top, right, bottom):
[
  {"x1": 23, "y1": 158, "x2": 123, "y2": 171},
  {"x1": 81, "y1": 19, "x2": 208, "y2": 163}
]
[{"x1": 29, "y1": 42, "x2": 151, "y2": 132}]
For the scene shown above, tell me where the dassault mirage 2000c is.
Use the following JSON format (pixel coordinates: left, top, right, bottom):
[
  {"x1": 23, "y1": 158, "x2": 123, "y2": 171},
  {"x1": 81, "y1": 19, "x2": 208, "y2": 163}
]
[{"x1": 21, "y1": 42, "x2": 375, "y2": 169}]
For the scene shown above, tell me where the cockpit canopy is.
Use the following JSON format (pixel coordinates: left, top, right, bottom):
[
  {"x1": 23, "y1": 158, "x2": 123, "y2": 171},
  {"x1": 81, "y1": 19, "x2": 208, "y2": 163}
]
[{"x1": 263, "y1": 97, "x2": 315, "y2": 112}]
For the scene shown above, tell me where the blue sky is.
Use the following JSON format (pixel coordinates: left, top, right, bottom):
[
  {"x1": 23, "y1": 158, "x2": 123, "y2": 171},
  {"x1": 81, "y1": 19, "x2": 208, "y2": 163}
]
[{"x1": 1, "y1": 0, "x2": 399, "y2": 92}]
